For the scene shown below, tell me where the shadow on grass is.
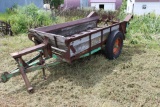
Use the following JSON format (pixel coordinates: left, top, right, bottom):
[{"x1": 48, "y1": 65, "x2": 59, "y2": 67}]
[{"x1": 9, "y1": 44, "x2": 146, "y2": 93}]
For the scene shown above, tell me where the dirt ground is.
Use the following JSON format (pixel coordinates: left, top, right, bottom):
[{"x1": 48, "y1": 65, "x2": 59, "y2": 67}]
[{"x1": 0, "y1": 35, "x2": 160, "y2": 107}]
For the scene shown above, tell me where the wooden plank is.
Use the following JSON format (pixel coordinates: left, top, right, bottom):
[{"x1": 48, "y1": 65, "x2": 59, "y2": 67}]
[
  {"x1": 30, "y1": 29, "x2": 66, "y2": 42},
  {"x1": 34, "y1": 16, "x2": 99, "y2": 33},
  {"x1": 52, "y1": 21, "x2": 97, "y2": 36},
  {"x1": 51, "y1": 46, "x2": 66, "y2": 53},
  {"x1": 30, "y1": 30, "x2": 68, "y2": 50},
  {"x1": 124, "y1": 14, "x2": 133, "y2": 22},
  {"x1": 11, "y1": 43, "x2": 46, "y2": 58}
]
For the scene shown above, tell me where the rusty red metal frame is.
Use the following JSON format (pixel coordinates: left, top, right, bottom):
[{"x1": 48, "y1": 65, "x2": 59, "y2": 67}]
[{"x1": 10, "y1": 37, "x2": 52, "y2": 92}]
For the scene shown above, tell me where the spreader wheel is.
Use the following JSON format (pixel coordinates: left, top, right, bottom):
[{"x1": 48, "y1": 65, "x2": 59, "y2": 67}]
[{"x1": 105, "y1": 30, "x2": 123, "y2": 59}]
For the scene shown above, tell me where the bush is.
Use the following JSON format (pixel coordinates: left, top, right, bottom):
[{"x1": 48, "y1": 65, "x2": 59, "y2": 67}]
[
  {"x1": 7, "y1": 4, "x2": 54, "y2": 34},
  {"x1": 117, "y1": 0, "x2": 127, "y2": 20},
  {"x1": 126, "y1": 13, "x2": 160, "y2": 45},
  {"x1": 9, "y1": 14, "x2": 29, "y2": 33},
  {"x1": 127, "y1": 13, "x2": 160, "y2": 38}
]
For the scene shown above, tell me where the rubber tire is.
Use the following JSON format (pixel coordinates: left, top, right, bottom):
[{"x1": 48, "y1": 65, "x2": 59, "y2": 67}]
[{"x1": 105, "y1": 30, "x2": 123, "y2": 60}]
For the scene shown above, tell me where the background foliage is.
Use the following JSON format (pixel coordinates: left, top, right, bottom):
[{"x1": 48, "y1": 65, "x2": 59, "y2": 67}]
[
  {"x1": 44, "y1": 0, "x2": 64, "y2": 9},
  {"x1": 6, "y1": 4, "x2": 54, "y2": 34},
  {"x1": 117, "y1": 0, "x2": 127, "y2": 20},
  {"x1": 126, "y1": 13, "x2": 160, "y2": 45},
  {"x1": 50, "y1": 0, "x2": 64, "y2": 8}
]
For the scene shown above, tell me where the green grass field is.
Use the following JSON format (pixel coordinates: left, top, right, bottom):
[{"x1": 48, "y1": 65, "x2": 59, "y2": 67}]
[
  {"x1": 1, "y1": 1, "x2": 160, "y2": 106},
  {"x1": 0, "y1": 34, "x2": 160, "y2": 107}
]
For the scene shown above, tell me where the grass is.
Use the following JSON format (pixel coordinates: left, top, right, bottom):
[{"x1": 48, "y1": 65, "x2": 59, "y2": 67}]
[
  {"x1": 0, "y1": 7, "x2": 160, "y2": 106},
  {"x1": 0, "y1": 34, "x2": 160, "y2": 107}
]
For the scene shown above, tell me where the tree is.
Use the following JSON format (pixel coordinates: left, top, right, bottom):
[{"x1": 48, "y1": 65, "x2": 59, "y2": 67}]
[
  {"x1": 43, "y1": 0, "x2": 64, "y2": 9},
  {"x1": 52, "y1": 0, "x2": 64, "y2": 8}
]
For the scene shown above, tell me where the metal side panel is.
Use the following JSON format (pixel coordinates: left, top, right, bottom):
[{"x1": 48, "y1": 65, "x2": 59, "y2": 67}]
[
  {"x1": 70, "y1": 25, "x2": 120, "y2": 57},
  {"x1": 70, "y1": 36, "x2": 89, "y2": 56},
  {"x1": 103, "y1": 28, "x2": 110, "y2": 34},
  {"x1": 91, "y1": 31, "x2": 101, "y2": 39},
  {"x1": 91, "y1": 31, "x2": 101, "y2": 46},
  {"x1": 71, "y1": 36, "x2": 90, "y2": 46},
  {"x1": 111, "y1": 25, "x2": 119, "y2": 31},
  {"x1": 70, "y1": 31, "x2": 106, "y2": 57}
]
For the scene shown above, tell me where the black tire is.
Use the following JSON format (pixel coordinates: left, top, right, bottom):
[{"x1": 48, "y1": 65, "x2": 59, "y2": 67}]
[{"x1": 105, "y1": 30, "x2": 123, "y2": 60}]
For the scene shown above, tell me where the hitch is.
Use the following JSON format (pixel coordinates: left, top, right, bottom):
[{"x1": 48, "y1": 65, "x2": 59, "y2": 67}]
[{"x1": 1, "y1": 72, "x2": 10, "y2": 83}]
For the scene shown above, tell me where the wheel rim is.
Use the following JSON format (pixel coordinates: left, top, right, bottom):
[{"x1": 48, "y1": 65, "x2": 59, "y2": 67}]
[{"x1": 113, "y1": 38, "x2": 122, "y2": 55}]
